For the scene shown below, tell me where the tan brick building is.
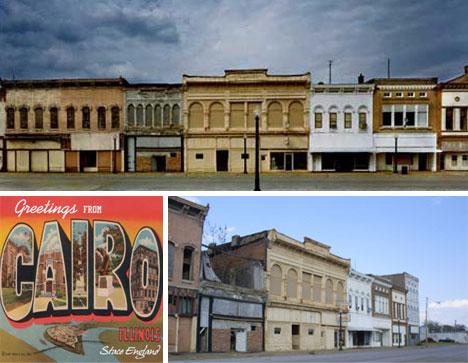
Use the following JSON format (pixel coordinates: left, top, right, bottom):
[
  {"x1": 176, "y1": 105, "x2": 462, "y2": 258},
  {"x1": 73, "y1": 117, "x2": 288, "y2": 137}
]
[
  {"x1": 369, "y1": 78, "x2": 439, "y2": 172},
  {"x1": 210, "y1": 230, "x2": 350, "y2": 352},
  {"x1": 168, "y1": 197, "x2": 209, "y2": 353},
  {"x1": 182, "y1": 69, "x2": 311, "y2": 172},
  {"x1": 1, "y1": 78, "x2": 126, "y2": 172}
]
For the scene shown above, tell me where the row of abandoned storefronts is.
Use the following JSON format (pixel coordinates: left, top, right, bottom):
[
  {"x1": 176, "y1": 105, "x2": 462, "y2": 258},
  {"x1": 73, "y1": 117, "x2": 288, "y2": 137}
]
[
  {"x1": 168, "y1": 197, "x2": 420, "y2": 354},
  {"x1": 1, "y1": 66, "x2": 467, "y2": 173}
]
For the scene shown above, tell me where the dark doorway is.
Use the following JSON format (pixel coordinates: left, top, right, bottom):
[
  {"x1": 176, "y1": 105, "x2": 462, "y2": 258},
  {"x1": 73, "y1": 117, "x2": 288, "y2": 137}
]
[
  {"x1": 46, "y1": 281, "x2": 52, "y2": 294},
  {"x1": 335, "y1": 154, "x2": 354, "y2": 172},
  {"x1": 230, "y1": 330, "x2": 236, "y2": 351},
  {"x1": 216, "y1": 150, "x2": 229, "y2": 172},
  {"x1": 418, "y1": 153, "x2": 427, "y2": 171},
  {"x1": 152, "y1": 155, "x2": 166, "y2": 172},
  {"x1": 285, "y1": 153, "x2": 293, "y2": 170},
  {"x1": 292, "y1": 324, "x2": 300, "y2": 350},
  {"x1": 80, "y1": 151, "x2": 96, "y2": 171}
]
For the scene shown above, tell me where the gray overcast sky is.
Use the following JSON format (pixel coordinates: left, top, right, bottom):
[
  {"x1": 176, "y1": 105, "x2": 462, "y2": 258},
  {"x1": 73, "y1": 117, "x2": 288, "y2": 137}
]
[{"x1": 1, "y1": 0, "x2": 467, "y2": 83}]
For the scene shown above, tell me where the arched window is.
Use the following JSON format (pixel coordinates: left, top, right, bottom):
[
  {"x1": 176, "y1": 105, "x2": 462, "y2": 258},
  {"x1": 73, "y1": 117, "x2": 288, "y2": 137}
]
[
  {"x1": 20, "y1": 107, "x2": 28, "y2": 129},
  {"x1": 270, "y1": 264, "x2": 282, "y2": 296},
  {"x1": 329, "y1": 107, "x2": 338, "y2": 130},
  {"x1": 325, "y1": 279, "x2": 333, "y2": 305},
  {"x1": 168, "y1": 242, "x2": 175, "y2": 279},
  {"x1": 127, "y1": 105, "x2": 135, "y2": 126},
  {"x1": 172, "y1": 104, "x2": 180, "y2": 125},
  {"x1": 34, "y1": 107, "x2": 43, "y2": 129},
  {"x1": 6, "y1": 107, "x2": 15, "y2": 129},
  {"x1": 358, "y1": 106, "x2": 368, "y2": 130},
  {"x1": 50, "y1": 107, "x2": 58, "y2": 129},
  {"x1": 188, "y1": 103, "x2": 203, "y2": 128},
  {"x1": 287, "y1": 269, "x2": 298, "y2": 298},
  {"x1": 336, "y1": 281, "x2": 344, "y2": 306},
  {"x1": 66, "y1": 107, "x2": 75, "y2": 129},
  {"x1": 344, "y1": 106, "x2": 353, "y2": 129},
  {"x1": 289, "y1": 101, "x2": 303, "y2": 128},
  {"x1": 82, "y1": 106, "x2": 90, "y2": 129},
  {"x1": 182, "y1": 247, "x2": 194, "y2": 281},
  {"x1": 111, "y1": 106, "x2": 120, "y2": 129},
  {"x1": 145, "y1": 104, "x2": 153, "y2": 127},
  {"x1": 209, "y1": 102, "x2": 224, "y2": 129},
  {"x1": 154, "y1": 105, "x2": 162, "y2": 127},
  {"x1": 97, "y1": 107, "x2": 106, "y2": 129},
  {"x1": 136, "y1": 104, "x2": 144, "y2": 126},
  {"x1": 267, "y1": 102, "x2": 282, "y2": 128},
  {"x1": 163, "y1": 104, "x2": 170, "y2": 126}
]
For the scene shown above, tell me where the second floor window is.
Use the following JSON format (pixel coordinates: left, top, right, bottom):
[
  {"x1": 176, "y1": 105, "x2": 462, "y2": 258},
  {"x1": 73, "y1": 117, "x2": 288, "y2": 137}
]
[
  {"x1": 50, "y1": 107, "x2": 58, "y2": 129},
  {"x1": 344, "y1": 112, "x2": 352, "y2": 129},
  {"x1": 20, "y1": 107, "x2": 28, "y2": 129},
  {"x1": 98, "y1": 107, "x2": 106, "y2": 129},
  {"x1": 67, "y1": 107, "x2": 75, "y2": 129},
  {"x1": 111, "y1": 106, "x2": 120, "y2": 129},
  {"x1": 329, "y1": 112, "x2": 337, "y2": 129},
  {"x1": 168, "y1": 242, "x2": 175, "y2": 279},
  {"x1": 82, "y1": 107, "x2": 90, "y2": 129},
  {"x1": 359, "y1": 112, "x2": 367, "y2": 130},
  {"x1": 34, "y1": 107, "x2": 43, "y2": 129},
  {"x1": 314, "y1": 112, "x2": 322, "y2": 128},
  {"x1": 182, "y1": 247, "x2": 193, "y2": 281},
  {"x1": 6, "y1": 107, "x2": 15, "y2": 129}
]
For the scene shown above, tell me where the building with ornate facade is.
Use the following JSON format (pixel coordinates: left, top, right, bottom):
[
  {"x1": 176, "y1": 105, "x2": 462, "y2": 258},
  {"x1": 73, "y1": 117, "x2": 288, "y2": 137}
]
[
  {"x1": 1, "y1": 78, "x2": 126, "y2": 172},
  {"x1": 182, "y1": 69, "x2": 311, "y2": 172},
  {"x1": 125, "y1": 83, "x2": 183, "y2": 172},
  {"x1": 310, "y1": 77, "x2": 375, "y2": 172},
  {"x1": 389, "y1": 283, "x2": 408, "y2": 346},
  {"x1": 168, "y1": 197, "x2": 209, "y2": 353},
  {"x1": 369, "y1": 275, "x2": 392, "y2": 347},
  {"x1": 209, "y1": 230, "x2": 350, "y2": 352},
  {"x1": 439, "y1": 65, "x2": 468, "y2": 170}
]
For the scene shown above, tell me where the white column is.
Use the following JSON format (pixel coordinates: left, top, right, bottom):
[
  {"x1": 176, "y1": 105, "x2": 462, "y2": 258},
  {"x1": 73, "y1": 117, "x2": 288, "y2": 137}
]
[
  {"x1": 308, "y1": 153, "x2": 313, "y2": 171},
  {"x1": 391, "y1": 105, "x2": 395, "y2": 127},
  {"x1": 369, "y1": 153, "x2": 377, "y2": 172},
  {"x1": 441, "y1": 107, "x2": 446, "y2": 131},
  {"x1": 454, "y1": 108, "x2": 461, "y2": 131},
  {"x1": 432, "y1": 152, "x2": 437, "y2": 172}
]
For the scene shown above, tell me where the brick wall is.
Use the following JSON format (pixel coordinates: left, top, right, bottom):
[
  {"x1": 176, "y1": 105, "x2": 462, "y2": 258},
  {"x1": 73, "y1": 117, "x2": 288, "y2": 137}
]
[
  {"x1": 212, "y1": 328, "x2": 231, "y2": 352},
  {"x1": 248, "y1": 326, "x2": 263, "y2": 352}
]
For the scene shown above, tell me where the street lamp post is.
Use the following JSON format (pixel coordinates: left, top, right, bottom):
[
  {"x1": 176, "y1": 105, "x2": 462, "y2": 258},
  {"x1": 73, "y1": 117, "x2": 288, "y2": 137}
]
[
  {"x1": 113, "y1": 135, "x2": 117, "y2": 174},
  {"x1": 243, "y1": 133, "x2": 248, "y2": 174},
  {"x1": 393, "y1": 135, "x2": 398, "y2": 174},
  {"x1": 254, "y1": 111, "x2": 260, "y2": 191},
  {"x1": 398, "y1": 319, "x2": 401, "y2": 348}
]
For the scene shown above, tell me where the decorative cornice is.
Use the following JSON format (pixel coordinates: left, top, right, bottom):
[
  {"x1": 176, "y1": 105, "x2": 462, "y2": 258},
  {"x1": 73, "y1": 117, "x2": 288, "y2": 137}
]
[{"x1": 377, "y1": 85, "x2": 436, "y2": 91}]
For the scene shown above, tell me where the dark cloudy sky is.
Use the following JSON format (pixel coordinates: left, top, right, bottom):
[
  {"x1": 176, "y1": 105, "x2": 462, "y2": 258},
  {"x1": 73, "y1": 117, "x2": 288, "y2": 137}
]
[{"x1": 1, "y1": 0, "x2": 467, "y2": 83}]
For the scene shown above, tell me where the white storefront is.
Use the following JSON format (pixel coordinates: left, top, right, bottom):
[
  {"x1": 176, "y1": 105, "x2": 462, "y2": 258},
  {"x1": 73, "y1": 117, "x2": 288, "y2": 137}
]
[
  {"x1": 347, "y1": 270, "x2": 380, "y2": 348},
  {"x1": 309, "y1": 82, "x2": 376, "y2": 172}
]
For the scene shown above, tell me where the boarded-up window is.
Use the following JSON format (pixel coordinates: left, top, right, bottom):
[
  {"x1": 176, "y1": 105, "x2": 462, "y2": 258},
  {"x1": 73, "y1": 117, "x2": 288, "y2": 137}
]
[
  {"x1": 325, "y1": 279, "x2": 333, "y2": 305},
  {"x1": 172, "y1": 104, "x2": 180, "y2": 125},
  {"x1": 163, "y1": 104, "x2": 170, "y2": 126},
  {"x1": 268, "y1": 102, "x2": 282, "y2": 128},
  {"x1": 35, "y1": 107, "x2": 43, "y2": 129},
  {"x1": 289, "y1": 101, "x2": 303, "y2": 128},
  {"x1": 154, "y1": 105, "x2": 162, "y2": 127},
  {"x1": 270, "y1": 264, "x2": 282, "y2": 296},
  {"x1": 182, "y1": 247, "x2": 193, "y2": 280},
  {"x1": 97, "y1": 107, "x2": 106, "y2": 129},
  {"x1": 189, "y1": 103, "x2": 203, "y2": 128},
  {"x1": 287, "y1": 269, "x2": 297, "y2": 298},
  {"x1": 20, "y1": 107, "x2": 28, "y2": 129},
  {"x1": 145, "y1": 105, "x2": 153, "y2": 127},
  {"x1": 66, "y1": 107, "x2": 75, "y2": 129},
  {"x1": 50, "y1": 107, "x2": 58, "y2": 129},
  {"x1": 209, "y1": 102, "x2": 224, "y2": 129},
  {"x1": 82, "y1": 107, "x2": 90, "y2": 129},
  {"x1": 248, "y1": 103, "x2": 261, "y2": 129},
  {"x1": 302, "y1": 272, "x2": 311, "y2": 300},
  {"x1": 136, "y1": 105, "x2": 144, "y2": 126},
  {"x1": 111, "y1": 106, "x2": 120, "y2": 129},
  {"x1": 336, "y1": 281, "x2": 344, "y2": 306},
  {"x1": 313, "y1": 275, "x2": 322, "y2": 302},
  {"x1": 230, "y1": 102, "x2": 244, "y2": 128},
  {"x1": 127, "y1": 105, "x2": 135, "y2": 126},
  {"x1": 6, "y1": 107, "x2": 15, "y2": 129}
]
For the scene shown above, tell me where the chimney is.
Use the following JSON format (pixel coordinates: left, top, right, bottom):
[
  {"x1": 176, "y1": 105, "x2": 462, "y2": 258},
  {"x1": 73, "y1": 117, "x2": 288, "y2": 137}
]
[
  {"x1": 231, "y1": 235, "x2": 241, "y2": 247},
  {"x1": 465, "y1": 65, "x2": 468, "y2": 74},
  {"x1": 358, "y1": 73, "x2": 365, "y2": 84}
]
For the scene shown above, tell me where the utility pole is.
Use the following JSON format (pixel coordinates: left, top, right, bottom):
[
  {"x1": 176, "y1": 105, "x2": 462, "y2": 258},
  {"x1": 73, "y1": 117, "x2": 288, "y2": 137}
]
[
  {"x1": 254, "y1": 112, "x2": 260, "y2": 191},
  {"x1": 425, "y1": 297, "x2": 428, "y2": 348},
  {"x1": 394, "y1": 136, "x2": 398, "y2": 173},
  {"x1": 328, "y1": 60, "x2": 333, "y2": 84},
  {"x1": 243, "y1": 134, "x2": 247, "y2": 174},
  {"x1": 387, "y1": 58, "x2": 391, "y2": 79}
]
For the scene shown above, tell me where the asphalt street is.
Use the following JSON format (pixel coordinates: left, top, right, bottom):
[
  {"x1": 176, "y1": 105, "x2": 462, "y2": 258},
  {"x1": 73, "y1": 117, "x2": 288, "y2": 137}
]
[
  {"x1": 169, "y1": 344, "x2": 468, "y2": 362},
  {"x1": 0, "y1": 172, "x2": 467, "y2": 191}
]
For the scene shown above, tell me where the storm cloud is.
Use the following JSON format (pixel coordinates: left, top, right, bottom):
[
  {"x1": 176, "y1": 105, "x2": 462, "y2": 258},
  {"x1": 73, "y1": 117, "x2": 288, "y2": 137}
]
[{"x1": 0, "y1": 0, "x2": 466, "y2": 82}]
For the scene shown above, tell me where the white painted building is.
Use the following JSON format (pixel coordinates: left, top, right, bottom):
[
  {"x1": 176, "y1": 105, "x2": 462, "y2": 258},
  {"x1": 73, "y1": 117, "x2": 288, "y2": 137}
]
[
  {"x1": 309, "y1": 80, "x2": 376, "y2": 172},
  {"x1": 347, "y1": 270, "x2": 378, "y2": 348},
  {"x1": 370, "y1": 275, "x2": 392, "y2": 347},
  {"x1": 440, "y1": 66, "x2": 468, "y2": 170}
]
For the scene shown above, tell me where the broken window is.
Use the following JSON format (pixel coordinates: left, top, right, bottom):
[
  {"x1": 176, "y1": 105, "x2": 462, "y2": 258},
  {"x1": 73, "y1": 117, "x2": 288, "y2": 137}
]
[
  {"x1": 82, "y1": 107, "x2": 90, "y2": 129},
  {"x1": 98, "y1": 107, "x2": 106, "y2": 129},
  {"x1": 50, "y1": 107, "x2": 58, "y2": 129},
  {"x1": 20, "y1": 107, "x2": 28, "y2": 129},
  {"x1": 111, "y1": 106, "x2": 120, "y2": 129},
  {"x1": 270, "y1": 264, "x2": 282, "y2": 296},
  {"x1": 382, "y1": 105, "x2": 392, "y2": 126},
  {"x1": 178, "y1": 297, "x2": 193, "y2": 315},
  {"x1": 35, "y1": 107, "x2": 43, "y2": 129},
  {"x1": 6, "y1": 107, "x2": 15, "y2": 129},
  {"x1": 182, "y1": 247, "x2": 193, "y2": 280},
  {"x1": 67, "y1": 107, "x2": 75, "y2": 129}
]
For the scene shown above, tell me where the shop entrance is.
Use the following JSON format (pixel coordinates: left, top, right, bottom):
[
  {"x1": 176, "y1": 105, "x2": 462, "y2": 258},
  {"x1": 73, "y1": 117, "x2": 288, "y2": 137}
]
[
  {"x1": 216, "y1": 150, "x2": 229, "y2": 171},
  {"x1": 80, "y1": 151, "x2": 97, "y2": 172},
  {"x1": 292, "y1": 324, "x2": 300, "y2": 350},
  {"x1": 152, "y1": 155, "x2": 166, "y2": 172}
]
